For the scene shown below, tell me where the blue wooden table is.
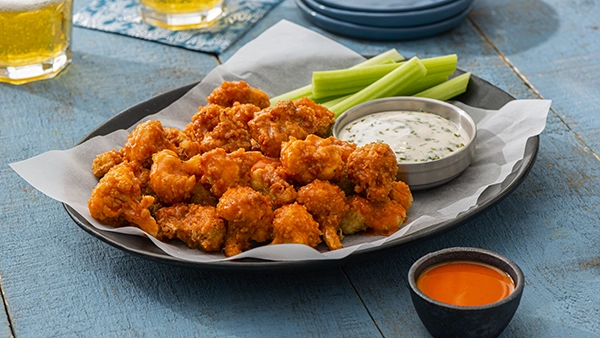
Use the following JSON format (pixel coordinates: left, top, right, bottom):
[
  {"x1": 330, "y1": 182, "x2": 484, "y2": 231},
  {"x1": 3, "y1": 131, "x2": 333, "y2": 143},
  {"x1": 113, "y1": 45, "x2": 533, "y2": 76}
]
[{"x1": 1, "y1": 0, "x2": 599, "y2": 336}]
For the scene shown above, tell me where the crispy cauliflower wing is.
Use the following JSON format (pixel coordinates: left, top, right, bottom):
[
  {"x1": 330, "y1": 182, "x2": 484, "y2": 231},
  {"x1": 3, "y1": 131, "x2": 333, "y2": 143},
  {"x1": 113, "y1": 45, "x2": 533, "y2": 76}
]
[
  {"x1": 296, "y1": 180, "x2": 348, "y2": 250},
  {"x1": 149, "y1": 150, "x2": 202, "y2": 205},
  {"x1": 164, "y1": 126, "x2": 202, "y2": 161},
  {"x1": 292, "y1": 97, "x2": 335, "y2": 137},
  {"x1": 248, "y1": 100, "x2": 311, "y2": 157},
  {"x1": 249, "y1": 159, "x2": 297, "y2": 209},
  {"x1": 91, "y1": 148, "x2": 124, "y2": 178},
  {"x1": 271, "y1": 203, "x2": 322, "y2": 248},
  {"x1": 201, "y1": 104, "x2": 260, "y2": 153},
  {"x1": 155, "y1": 204, "x2": 226, "y2": 252},
  {"x1": 206, "y1": 80, "x2": 270, "y2": 109},
  {"x1": 247, "y1": 98, "x2": 335, "y2": 157},
  {"x1": 88, "y1": 161, "x2": 158, "y2": 236},
  {"x1": 340, "y1": 195, "x2": 407, "y2": 236},
  {"x1": 123, "y1": 120, "x2": 177, "y2": 167},
  {"x1": 280, "y1": 135, "x2": 355, "y2": 185},
  {"x1": 216, "y1": 186, "x2": 274, "y2": 257},
  {"x1": 184, "y1": 103, "x2": 259, "y2": 154},
  {"x1": 347, "y1": 142, "x2": 398, "y2": 202},
  {"x1": 184, "y1": 104, "x2": 223, "y2": 144},
  {"x1": 198, "y1": 148, "x2": 265, "y2": 198},
  {"x1": 228, "y1": 101, "x2": 261, "y2": 125},
  {"x1": 389, "y1": 180, "x2": 413, "y2": 212}
]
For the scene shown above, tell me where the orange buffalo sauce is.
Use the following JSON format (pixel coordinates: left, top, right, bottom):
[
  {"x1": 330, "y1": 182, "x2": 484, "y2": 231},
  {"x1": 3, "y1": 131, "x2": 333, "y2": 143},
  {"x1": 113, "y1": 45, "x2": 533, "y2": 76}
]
[{"x1": 416, "y1": 261, "x2": 515, "y2": 306}]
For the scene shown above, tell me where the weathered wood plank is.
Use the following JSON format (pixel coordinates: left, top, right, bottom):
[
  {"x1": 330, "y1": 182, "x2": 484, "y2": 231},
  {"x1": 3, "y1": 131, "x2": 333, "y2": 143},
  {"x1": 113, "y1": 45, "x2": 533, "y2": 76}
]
[
  {"x1": 343, "y1": 110, "x2": 600, "y2": 337},
  {"x1": 471, "y1": 0, "x2": 600, "y2": 153},
  {"x1": 221, "y1": 0, "x2": 539, "y2": 100},
  {"x1": 0, "y1": 2, "x2": 381, "y2": 337},
  {"x1": 0, "y1": 291, "x2": 11, "y2": 338},
  {"x1": 223, "y1": 0, "x2": 600, "y2": 336},
  {"x1": 1, "y1": 184, "x2": 380, "y2": 336},
  {"x1": 2, "y1": 0, "x2": 598, "y2": 336},
  {"x1": 337, "y1": 0, "x2": 600, "y2": 336}
]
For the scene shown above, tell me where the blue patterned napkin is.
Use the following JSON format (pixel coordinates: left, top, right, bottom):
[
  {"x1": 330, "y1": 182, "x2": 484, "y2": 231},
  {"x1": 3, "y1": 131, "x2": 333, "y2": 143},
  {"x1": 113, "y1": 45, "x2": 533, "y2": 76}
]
[{"x1": 73, "y1": 0, "x2": 282, "y2": 54}]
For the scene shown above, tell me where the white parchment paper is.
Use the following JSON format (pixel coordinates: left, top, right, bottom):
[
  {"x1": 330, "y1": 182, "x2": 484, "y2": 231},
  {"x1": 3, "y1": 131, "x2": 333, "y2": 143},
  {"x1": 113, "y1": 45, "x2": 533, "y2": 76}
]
[{"x1": 10, "y1": 20, "x2": 551, "y2": 263}]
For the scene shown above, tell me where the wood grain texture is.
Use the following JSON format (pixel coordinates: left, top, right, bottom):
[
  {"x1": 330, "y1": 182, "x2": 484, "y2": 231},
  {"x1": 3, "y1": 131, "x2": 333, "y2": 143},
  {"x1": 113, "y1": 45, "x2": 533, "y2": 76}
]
[
  {"x1": 225, "y1": 0, "x2": 600, "y2": 336},
  {"x1": 471, "y1": 0, "x2": 600, "y2": 153},
  {"x1": 343, "y1": 112, "x2": 600, "y2": 337},
  {"x1": 0, "y1": 2, "x2": 379, "y2": 337},
  {"x1": 0, "y1": 289, "x2": 11, "y2": 338},
  {"x1": 221, "y1": 0, "x2": 540, "y2": 100},
  {"x1": 339, "y1": 0, "x2": 600, "y2": 337},
  {"x1": 1, "y1": 0, "x2": 599, "y2": 337}
]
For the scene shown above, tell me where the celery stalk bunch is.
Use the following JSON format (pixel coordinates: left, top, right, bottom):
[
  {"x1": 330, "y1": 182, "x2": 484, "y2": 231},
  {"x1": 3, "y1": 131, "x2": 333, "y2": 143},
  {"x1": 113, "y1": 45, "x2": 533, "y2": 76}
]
[{"x1": 270, "y1": 49, "x2": 471, "y2": 119}]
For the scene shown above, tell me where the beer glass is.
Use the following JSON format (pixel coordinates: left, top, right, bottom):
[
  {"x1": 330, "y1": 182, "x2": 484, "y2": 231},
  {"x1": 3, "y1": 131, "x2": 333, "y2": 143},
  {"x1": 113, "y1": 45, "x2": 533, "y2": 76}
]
[
  {"x1": 0, "y1": 0, "x2": 73, "y2": 85},
  {"x1": 139, "y1": 0, "x2": 225, "y2": 31}
]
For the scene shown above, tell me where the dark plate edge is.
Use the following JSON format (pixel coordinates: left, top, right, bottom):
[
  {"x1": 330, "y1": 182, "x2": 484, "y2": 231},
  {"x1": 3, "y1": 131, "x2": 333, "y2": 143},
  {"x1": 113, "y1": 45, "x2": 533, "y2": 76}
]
[{"x1": 64, "y1": 73, "x2": 540, "y2": 272}]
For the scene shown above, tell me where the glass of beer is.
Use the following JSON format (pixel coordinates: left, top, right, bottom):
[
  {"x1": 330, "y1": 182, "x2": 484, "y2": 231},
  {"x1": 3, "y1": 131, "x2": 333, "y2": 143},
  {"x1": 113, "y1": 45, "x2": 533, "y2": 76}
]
[
  {"x1": 0, "y1": 0, "x2": 73, "y2": 85},
  {"x1": 139, "y1": 0, "x2": 225, "y2": 31}
]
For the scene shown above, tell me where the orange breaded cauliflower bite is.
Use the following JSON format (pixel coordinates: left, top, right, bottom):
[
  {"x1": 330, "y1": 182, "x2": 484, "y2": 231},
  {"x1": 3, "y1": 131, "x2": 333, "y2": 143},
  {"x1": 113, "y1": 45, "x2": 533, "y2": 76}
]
[
  {"x1": 216, "y1": 186, "x2": 274, "y2": 257},
  {"x1": 88, "y1": 161, "x2": 158, "y2": 236},
  {"x1": 280, "y1": 135, "x2": 355, "y2": 185},
  {"x1": 88, "y1": 80, "x2": 415, "y2": 258},
  {"x1": 347, "y1": 142, "x2": 398, "y2": 202},
  {"x1": 155, "y1": 203, "x2": 226, "y2": 253},
  {"x1": 206, "y1": 80, "x2": 271, "y2": 109},
  {"x1": 271, "y1": 203, "x2": 322, "y2": 248},
  {"x1": 296, "y1": 180, "x2": 348, "y2": 250}
]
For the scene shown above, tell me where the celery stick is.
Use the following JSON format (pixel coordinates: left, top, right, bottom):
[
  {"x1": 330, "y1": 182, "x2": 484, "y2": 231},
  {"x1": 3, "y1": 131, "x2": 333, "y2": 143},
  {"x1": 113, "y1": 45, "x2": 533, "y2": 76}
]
[
  {"x1": 420, "y1": 54, "x2": 457, "y2": 75},
  {"x1": 321, "y1": 94, "x2": 351, "y2": 109},
  {"x1": 269, "y1": 49, "x2": 404, "y2": 105},
  {"x1": 396, "y1": 74, "x2": 450, "y2": 96},
  {"x1": 413, "y1": 72, "x2": 471, "y2": 101},
  {"x1": 312, "y1": 64, "x2": 401, "y2": 99},
  {"x1": 320, "y1": 73, "x2": 448, "y2": 106},
  {"x1": 269, "y1": 84, "x2": 312, "y2": 104},
  {"x1": 312, "y1": 93, "x2": 344, "y2": 104},
  {"x1": 352, "y1": 49, "x2": 404, "y2": 67},
  {"x1": 395, "y1": 54, "x2": 457, "y2": 77},
  {"x1": 330, "y1": 57, "x2": 427, "y2": 118},
  {"x1": 312, "y1": 54, "x2": 458, "y2": 99}
]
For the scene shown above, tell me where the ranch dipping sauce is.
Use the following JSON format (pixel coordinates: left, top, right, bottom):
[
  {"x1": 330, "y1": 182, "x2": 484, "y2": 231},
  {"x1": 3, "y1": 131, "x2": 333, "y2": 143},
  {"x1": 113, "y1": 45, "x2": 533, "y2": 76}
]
[{"x1": 337, "y1": 110, "x2": 470, "y2": 163}]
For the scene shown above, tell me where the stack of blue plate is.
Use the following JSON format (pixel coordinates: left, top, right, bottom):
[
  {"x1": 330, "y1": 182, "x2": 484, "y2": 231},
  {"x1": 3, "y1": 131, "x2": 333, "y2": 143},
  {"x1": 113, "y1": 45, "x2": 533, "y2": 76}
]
[{"x1": 295, "y1": 0, "x2": 476, "y2": 41}]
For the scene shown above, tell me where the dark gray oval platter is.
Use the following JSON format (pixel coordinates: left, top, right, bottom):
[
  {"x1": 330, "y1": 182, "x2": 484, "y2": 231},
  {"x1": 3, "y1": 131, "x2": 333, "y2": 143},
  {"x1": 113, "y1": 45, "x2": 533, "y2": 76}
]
[{"x1": 64, "y1": 71, "x2": 539, "y2": 272}]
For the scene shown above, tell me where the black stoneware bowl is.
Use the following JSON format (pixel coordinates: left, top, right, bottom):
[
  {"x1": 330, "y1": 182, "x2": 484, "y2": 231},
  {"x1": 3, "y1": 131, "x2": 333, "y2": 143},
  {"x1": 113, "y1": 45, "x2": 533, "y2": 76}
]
[{"x1": 408, "y1": 247, "x2": 524, "y2": 338}]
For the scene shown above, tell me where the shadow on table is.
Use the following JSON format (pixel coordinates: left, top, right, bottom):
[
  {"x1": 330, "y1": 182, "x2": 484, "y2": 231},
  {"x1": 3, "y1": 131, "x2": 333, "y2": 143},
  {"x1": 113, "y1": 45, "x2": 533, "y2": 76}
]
[{"x1": 468, "y1": 0, "x2": 559, "y2": 56}]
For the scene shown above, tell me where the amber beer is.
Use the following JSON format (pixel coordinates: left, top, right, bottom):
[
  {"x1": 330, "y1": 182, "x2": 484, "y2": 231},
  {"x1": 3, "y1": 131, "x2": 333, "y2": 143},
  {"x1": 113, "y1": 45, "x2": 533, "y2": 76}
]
[
  {"x1": 0, "y1": 0, "x2": 73, "y2": 85},
  {"x1": 139, "y1": 0, "x2": 225, "y2": 30}
]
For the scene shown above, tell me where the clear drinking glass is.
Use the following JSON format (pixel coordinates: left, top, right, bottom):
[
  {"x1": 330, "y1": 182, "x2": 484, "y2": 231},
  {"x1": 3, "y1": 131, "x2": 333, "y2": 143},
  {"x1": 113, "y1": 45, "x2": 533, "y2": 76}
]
[
  {"x1": 139, "y1": 0, "x2": 225, "y2": 31},
  {"x1": 0, "y1": 0, "x2": 73, "y2": 85}
]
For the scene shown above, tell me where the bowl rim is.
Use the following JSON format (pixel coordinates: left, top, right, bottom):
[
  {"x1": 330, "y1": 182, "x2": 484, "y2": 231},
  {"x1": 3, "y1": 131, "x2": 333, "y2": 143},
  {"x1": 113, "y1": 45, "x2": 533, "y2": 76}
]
[
  {"x1": 408, "y1": 246, "x2": 525, "y2": 310},
  {"x1": 332, "y1": 96, "x2": 477, "y2": 167}
]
